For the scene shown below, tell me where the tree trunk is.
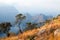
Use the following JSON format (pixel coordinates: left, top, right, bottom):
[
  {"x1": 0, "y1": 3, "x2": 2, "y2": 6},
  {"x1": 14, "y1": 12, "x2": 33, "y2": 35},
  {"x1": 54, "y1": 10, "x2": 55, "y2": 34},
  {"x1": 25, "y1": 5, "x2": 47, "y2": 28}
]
[{"x1": 17, "y1": 22, "x2": 23, "y2": 33}]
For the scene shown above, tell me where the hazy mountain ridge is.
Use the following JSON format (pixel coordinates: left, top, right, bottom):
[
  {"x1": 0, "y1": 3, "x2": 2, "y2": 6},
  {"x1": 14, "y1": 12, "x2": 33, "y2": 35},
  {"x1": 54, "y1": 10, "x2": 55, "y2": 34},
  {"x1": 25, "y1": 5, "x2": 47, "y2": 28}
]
[
  {"x1": 0, "y1": 4, "x2": 54, "y2": 37},
  {"x1": 31, "y1": 14, "x2": 53, "y2": 23},
  {"x1": 18, "y1": 15, "x2": 60, "y2": 40},
  {"x1": 0, "y1": 14, "x2": 60, "y2": 40},
  {"x1": 0, "y1": 4, "x2": 53, "y2": 23}
]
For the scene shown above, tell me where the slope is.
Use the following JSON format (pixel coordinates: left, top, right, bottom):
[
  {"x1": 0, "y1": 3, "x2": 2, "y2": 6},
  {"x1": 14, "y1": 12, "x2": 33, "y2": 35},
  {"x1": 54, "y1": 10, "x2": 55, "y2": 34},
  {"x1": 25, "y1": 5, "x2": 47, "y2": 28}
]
[{"x1": 0, "y1": 16, "x2": 60, "y2": 40}]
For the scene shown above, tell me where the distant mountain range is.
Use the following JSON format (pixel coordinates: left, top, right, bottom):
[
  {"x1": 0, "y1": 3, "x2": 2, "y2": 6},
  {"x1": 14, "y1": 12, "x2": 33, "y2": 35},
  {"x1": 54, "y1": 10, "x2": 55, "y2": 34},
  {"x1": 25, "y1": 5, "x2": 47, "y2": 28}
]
[
  {"x1": 0, "y1": 4, "x2": 53, "y2": 35},
  {"x1": 31, "y1": 14, "x2": 53, "y2": 23},
  {"x1": 20, "y1": 13, "x2": 53, "y2": 31},
  {"x1": 1, "y1": 15, "x2": 60, "y2": 40},
  {"x1": 17, "y1": 16, "x2": 60, "y2": 40},
  {"x1": 0, "y1": 4, "x2": 53, "y2": 24}
]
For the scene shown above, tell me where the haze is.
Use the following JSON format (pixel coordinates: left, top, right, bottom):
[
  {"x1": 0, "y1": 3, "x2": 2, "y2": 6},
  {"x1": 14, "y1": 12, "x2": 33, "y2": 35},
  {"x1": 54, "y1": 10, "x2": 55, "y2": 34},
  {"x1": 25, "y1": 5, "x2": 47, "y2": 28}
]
[{"x1": 0, "y1": 0, "x2": 60, "y2": 16}]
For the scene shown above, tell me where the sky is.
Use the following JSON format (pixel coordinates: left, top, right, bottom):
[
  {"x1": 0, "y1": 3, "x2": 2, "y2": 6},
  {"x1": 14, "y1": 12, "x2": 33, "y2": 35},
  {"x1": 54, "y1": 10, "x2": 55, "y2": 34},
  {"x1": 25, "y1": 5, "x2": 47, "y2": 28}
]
[{"x1": 0, "y1": 0, "x2": 60, "y2": 16}]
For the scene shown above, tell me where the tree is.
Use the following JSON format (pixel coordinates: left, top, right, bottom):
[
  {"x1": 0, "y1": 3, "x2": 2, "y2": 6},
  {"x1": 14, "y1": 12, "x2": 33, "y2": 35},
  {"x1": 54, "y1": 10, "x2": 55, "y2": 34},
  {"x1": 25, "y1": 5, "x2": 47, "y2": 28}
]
[
  {"x1": 25, "y1": 22, "x2": 37, "y2": 31},
  {"x1": 57, "y1": 14, "x2": 60, "y2": 19},
  {"x1": 0, "y1": 22, "x2": 12, "y2": 37},
  {"x1": 45, "y1": 19, "x2": 51, "y2": 23},
  {"x1": 53, "y1": 17, "x2": 57, "y2": 20},
  {"x1": 15, "y1": 13, "x2": 26, "y2": 33},
  {"x1": 57, "y1": 14, "x2": 60, "y2": 16}
]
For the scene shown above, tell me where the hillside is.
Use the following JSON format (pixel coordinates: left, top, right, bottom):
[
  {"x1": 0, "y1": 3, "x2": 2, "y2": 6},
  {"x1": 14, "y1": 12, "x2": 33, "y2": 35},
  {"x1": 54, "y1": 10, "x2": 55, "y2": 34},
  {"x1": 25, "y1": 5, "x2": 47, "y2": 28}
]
[{"x1": 0, "y1": 16, "x2": 60, "y2": 40}]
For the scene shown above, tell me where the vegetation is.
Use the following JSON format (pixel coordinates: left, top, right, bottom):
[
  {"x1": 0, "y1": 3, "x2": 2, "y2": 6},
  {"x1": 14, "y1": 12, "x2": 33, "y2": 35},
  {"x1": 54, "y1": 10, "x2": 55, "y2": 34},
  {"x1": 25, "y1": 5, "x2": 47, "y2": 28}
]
[
  {"x1": 27, "y1": 35, "x2": 36, "y2": 40},
  {"x1": 53, "y1": 14, "x2": 60, "y2": 20},
  {"x1": 57, "y1": 14, "x2": 60, "y2": 17},
  {"x1": 0, "y1": 14, "x2": 60, "y2": 40},
  {"x1": 0, "y1": 22, "x2": 12, "y2": 37},
  {"x1": 15, "y1": 13, "x2": 26, "y2": 33},
  {"x1": 53, "y1": 17, "x2": 57, "y2": 20},
  {"x1": 25, "y1": 22, "x2": 38, "y2": 31},
  {"x1": 45, "y1": 19, "x2": 51, "y2": 23},
  {"x1": 17, "y1": 15, "x2": 60, "y2": 40}
]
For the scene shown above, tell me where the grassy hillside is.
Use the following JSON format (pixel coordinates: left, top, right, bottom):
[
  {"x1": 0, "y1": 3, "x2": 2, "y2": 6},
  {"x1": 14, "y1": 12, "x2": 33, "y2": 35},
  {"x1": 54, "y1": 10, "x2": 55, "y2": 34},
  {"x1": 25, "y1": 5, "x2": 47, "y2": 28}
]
[{"x1": 0, "y1": 16, "x2": 60, "y2": 40}]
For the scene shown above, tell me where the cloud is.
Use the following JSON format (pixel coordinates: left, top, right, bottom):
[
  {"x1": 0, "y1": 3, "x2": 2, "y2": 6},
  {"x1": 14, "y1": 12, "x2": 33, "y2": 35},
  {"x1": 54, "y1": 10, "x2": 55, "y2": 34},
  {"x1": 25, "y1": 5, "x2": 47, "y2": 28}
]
[
  {"x1": 14, "y1": 0, "x2": 60, "y2": 12},
  {"x1": 0, "y1": 0, "x2": 60, "y2": 9},
  {"x1": 0, "y1": 0, "x2": 17, "y2": 5},
  {"x1": 0, "y1": 0, "x2": 60, "y2": 15}
]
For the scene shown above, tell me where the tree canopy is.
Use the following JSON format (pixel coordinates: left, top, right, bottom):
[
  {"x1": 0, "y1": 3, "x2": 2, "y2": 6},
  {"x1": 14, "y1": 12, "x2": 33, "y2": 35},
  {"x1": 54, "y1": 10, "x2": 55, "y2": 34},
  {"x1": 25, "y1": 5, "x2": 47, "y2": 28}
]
[{"x1": 0, "y1": 22, "x2": 12, "y2": 37}]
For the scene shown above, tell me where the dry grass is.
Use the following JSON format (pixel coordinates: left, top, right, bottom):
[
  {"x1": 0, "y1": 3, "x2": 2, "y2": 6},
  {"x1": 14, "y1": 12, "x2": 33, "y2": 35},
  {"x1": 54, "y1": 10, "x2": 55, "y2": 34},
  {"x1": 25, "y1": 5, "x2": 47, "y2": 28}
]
[{"x1": 0, "y1": 18, "x2": 60, "y2": 40}]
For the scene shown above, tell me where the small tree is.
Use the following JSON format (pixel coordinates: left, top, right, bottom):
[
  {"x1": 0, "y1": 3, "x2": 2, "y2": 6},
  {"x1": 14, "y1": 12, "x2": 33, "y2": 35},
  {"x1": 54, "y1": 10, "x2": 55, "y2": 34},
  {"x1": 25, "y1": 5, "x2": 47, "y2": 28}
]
[
  {"x1": 15, "y1": 13, "x2": 26, "y2": 33},
  {"x1": 45, "y1": 19, "x2": 51, "y2": 23},
  {"x1": 53, "y1": 17, "x2": 57, "y2": 20},
  {"x1": 57, "y1": 14, "x2": 60, "y2": 19},
  {"x1": 57, "y1": 14, "x2": 60, "y2": 16},
  {"x1": 25, "y1": 22, "x2": 37, "y2": 31},
  {"x1": 0, "y1": 22, "x2": 12, "y2": 37}
]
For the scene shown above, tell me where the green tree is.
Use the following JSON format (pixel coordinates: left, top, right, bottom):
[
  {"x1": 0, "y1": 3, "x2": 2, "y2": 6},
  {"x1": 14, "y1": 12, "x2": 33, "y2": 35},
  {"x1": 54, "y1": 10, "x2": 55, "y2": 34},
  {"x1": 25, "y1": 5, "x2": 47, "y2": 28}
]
[
  {"x1": 53, "y1": 17, "x2": 57, "y2": 20},
  {"x1": 57, "y1": 14, "x2": 60, "y2": 17},
  {"x1": 45, "y1": 19, "x2": 51, "y2": 23},
  {"x1": 25, "y1": 22, "x2": 37, "y2": 31},
  {"x1": 0, "y1": 22, "x2": 12, "y2": 37},
  {"x1": 57, "y1": 14, "x2": 60, "y2": 19},
  {"x1": 15, "y1": 13, "x2": 26, "y2": 33}
]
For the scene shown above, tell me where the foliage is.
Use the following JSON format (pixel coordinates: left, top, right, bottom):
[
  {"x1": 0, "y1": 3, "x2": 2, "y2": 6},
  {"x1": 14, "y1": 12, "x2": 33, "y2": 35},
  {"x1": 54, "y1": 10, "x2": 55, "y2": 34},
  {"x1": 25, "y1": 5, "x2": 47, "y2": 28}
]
[
  {"x1": 25, "y1": 22, "x2": 37, "y2": 31},
  {"x1": 15, "y1": 13, "x2": 26, "y2": 33},
  {"x1": 57, "y1": 14, "x2": 60, "y2": 17},
  {"x1": 15, "y1": 13, "x2": 26, "y2": 24},
  {"x1": 0, "y1": 15, "x2": 60, "y2": 40},
  {"x1": 27, "y1": 35, "x2": 36, "y2": 40},
  {"x1": 53, "y1": 17, "x2": 57, "y2": 20},
  {"x1": 0, "y1": 22, "x2": 12, "y2": 37},
  {"x1": 45, "y1": 19, "x2": 51, "y2": 23},
  {"x1": 53, "y1": 14, "x2": 60, "y2": 20}
]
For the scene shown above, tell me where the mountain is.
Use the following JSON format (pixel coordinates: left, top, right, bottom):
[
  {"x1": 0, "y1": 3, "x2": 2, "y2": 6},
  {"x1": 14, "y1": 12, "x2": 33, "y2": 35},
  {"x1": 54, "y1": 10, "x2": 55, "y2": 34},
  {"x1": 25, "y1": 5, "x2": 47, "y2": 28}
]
[
  {"x1": 18, "y1": 15, "x2": 60, "y2": 40},
  {"x1": 20, "y1": 13, "x2": 53, "y2": 31},
  {"x1": 0, "y1": 14, "x2": 60, "y2": 40},
  {"x1": 31, "y1": 14, "x2": 53, "y2": 23},
  {"x1": 0, "y1": 4, "x2": 19, "y2": 23},
  {"x1": 19, "y1": 13, "x2": 32, "y2": 31},
  {"x1": 31, "y1": 14, "x2": 46, "y2": 23},
  {"x1": 0, "y1": 4, "x2": 53, "y2": 36},
  {"x1": 0, "y1": 4, "x2": 53, "y2": 24},
  {"x1": 8, "y1": 13, "x2": 53, "y2": 34}
]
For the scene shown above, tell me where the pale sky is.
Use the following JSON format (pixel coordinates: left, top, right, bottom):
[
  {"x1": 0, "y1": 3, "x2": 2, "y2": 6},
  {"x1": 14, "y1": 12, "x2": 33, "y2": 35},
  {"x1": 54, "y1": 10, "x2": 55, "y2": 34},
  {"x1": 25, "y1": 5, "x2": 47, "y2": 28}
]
[{"x1": 0, "y1": 0, "x2": 60, "y2": 15}]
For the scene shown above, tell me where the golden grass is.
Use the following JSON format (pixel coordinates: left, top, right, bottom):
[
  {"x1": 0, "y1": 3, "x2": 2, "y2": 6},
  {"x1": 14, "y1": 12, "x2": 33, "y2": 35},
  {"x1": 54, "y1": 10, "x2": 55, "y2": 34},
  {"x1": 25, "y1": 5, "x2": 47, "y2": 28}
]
[{"x1": 0, "y1": 18, "x2": 60, "y2": 40}]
